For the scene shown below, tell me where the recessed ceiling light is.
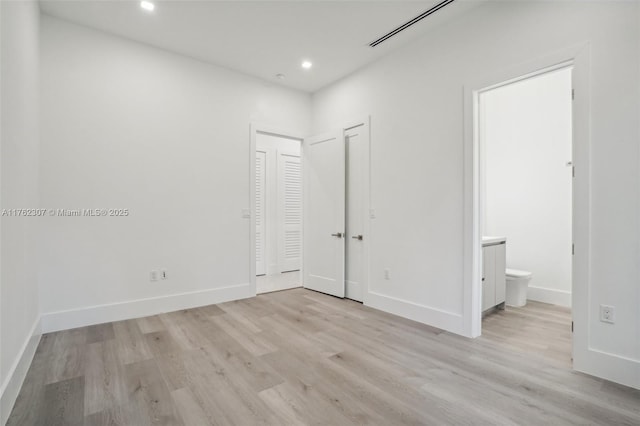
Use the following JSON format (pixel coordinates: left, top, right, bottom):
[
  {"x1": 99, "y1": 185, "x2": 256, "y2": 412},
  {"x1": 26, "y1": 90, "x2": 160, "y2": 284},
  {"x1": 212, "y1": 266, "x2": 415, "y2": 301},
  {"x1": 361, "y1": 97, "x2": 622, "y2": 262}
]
[
  {"x1": 301, "y1": 61, "x2": 313, "y2": 70},
  {"x1": 140, "y1": 1, "x2": 155, "y2": 12}
]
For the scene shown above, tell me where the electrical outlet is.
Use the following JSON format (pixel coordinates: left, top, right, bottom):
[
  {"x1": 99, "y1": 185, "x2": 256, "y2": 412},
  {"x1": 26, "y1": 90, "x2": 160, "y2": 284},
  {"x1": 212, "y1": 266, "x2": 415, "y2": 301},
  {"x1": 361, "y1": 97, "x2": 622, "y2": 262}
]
[
  {"x1": 161, "y1": 269, "x2": 167, "y2": 280},
  {"x1": 384, "y1": 268, "x2": 391, "y2": 280},
  {"x1": 150, "y1": 270, "x2": 158, "y2": 282},
  {"x1": 600, "y1": 305, "x2": 615, "y2": 324}
]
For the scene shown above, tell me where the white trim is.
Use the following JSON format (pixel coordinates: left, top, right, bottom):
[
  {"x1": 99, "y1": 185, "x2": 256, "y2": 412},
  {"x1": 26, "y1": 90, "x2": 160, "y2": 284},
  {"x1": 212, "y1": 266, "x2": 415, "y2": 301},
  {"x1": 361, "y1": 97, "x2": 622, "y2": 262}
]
[
  {"x1": 0, "y1": 315, "x2": 41, "y2": 426},
  {"x1": 463, "y1": 44, "x2": 590, "y2": 339},
  {"x1": 250, "y1": 123, "x2": 305, "y2": 143},
  {"x1": 477, "y1": 60, "x2": 574, "y2": 95},
  {"x1": 579, "y1": 348, "x2": 640, "y2": 390},
  {"x1": 367, "y1": 291, "x2": 464, "y2": 335},
  {"x1": 527, "y1": 286, "x2": 572, "y2": 307},
  {"x1": 40, "y1": 283, "x2": 252, "y2": 333}
]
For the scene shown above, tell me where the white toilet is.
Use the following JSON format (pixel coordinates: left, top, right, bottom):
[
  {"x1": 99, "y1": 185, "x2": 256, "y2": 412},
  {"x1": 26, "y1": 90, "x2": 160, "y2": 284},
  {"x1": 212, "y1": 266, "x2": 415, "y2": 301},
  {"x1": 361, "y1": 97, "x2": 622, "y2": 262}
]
[{"x1": 505, "y1": 269, "x2": 532, "y2": 307}]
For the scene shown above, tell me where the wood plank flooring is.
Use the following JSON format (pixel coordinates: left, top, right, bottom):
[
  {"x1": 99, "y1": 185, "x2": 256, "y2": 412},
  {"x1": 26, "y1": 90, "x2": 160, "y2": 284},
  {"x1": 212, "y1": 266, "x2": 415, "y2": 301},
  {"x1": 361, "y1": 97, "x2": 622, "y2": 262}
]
[
  {"x1": 482, "y1": 301, "x2": 573, "y2": 368},
  {"x1": 7, "y1": 290, "x2": 640, "y2": 425}
]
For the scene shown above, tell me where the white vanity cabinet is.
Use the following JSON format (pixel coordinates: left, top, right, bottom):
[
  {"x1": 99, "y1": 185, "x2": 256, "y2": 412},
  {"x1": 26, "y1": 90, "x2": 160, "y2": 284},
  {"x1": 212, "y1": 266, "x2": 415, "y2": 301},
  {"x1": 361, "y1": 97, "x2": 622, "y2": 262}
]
[{"x1": 482, "y1": 238, "x2": 506, "y2": 312}]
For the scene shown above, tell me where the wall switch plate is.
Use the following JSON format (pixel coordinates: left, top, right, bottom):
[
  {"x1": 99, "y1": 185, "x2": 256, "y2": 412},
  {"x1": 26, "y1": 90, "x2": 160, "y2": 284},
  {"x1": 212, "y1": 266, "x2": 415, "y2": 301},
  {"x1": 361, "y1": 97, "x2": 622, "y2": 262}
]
[
  {"x1": 600, "y1": 305, "x2": 615, "y2": 324},
  {"x1": 150, "y1": 270, "x2": 158, "y2": 282},
  {"x1": 370, "y1": 209, "x2": 377, "y2": 219},
  {"x1": 384, "y1": 268, "x2": 391, "y2": 280},
  {"x1": 242, "y1": 208, "x2": 251, "y2": 219},
  {"x1": 161, "y1": 269, "x2": 167, "y2": 280}
]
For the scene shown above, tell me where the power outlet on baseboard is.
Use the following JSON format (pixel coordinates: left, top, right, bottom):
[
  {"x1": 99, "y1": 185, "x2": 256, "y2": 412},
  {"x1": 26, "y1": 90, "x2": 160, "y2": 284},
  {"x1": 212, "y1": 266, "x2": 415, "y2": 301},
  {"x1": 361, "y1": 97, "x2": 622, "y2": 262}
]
[
  {"x1": 161, "y1": 269, "x2": 167, "y2": 280},
  {"x1": 150, "y1": 270, "x2": 158, "y2": 282},
  {"x1": 384, "y1": 268, "x2": 391, "y2": 280},
  {"x1": 600, "y1": 305, "x2": 615, "y2": 324}
]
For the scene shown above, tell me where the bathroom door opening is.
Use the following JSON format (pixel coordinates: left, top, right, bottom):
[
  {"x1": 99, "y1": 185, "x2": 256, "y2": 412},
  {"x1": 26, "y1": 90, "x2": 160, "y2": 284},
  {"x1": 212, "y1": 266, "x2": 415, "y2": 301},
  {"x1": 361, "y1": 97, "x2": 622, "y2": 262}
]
[{"x1": 475, "y1": 64, "x2": 574, "y2": 365}]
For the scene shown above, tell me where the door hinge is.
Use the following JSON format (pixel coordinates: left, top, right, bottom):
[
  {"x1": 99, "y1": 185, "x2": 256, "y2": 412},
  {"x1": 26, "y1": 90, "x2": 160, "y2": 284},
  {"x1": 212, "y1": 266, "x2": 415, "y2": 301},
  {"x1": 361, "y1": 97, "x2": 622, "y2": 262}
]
[
  {"x1": 571, "y1": 321, "x2": 574, "y2": 332},
  {"x1": 572, "y1": 244, "x2": 575, "y2": 255},
  {"x1": 572, "y1": 166, "x2": 575, "y2": 178},
  {"x1": 572, "y1": 88, "x2": 575, "y2": 100}
]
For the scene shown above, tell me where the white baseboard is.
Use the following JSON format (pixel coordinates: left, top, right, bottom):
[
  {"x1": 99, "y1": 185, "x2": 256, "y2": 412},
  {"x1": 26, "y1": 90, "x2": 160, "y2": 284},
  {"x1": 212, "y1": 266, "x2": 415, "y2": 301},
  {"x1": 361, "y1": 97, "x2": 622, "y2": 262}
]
[
  {"x1": 41, "y1": 283, "x2": 253, "y2": 333},
  {"x1": 0, "y1": 316, "x2": 42, "y2": 426},
  {"x1": 575, "y1": 347, "x2": 640, "y2": 390},
  {"x1": 365, "y1": 291, "x2": 465, "y2": 336},
  {"x1": 527, "y1": 285, "x2": 571, "y2": 307}
]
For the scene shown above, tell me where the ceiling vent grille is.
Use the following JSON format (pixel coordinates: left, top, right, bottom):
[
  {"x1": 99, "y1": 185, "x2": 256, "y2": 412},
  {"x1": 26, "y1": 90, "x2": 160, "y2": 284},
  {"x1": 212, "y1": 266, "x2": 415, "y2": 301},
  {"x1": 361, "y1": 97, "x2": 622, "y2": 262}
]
[{"x1": 369, "y1": 0, "x2": 456, "y2": 48}]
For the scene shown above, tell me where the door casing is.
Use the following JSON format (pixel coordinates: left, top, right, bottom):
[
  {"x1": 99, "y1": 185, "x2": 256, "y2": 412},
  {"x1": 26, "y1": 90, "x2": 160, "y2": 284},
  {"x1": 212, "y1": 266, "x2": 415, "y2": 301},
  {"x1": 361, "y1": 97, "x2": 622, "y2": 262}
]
[
  {"x1": 249, "y1": 124, "x2": 304, "y2": 296},
  {"x1": 249, "y1": 117, "x2": 371, "y2": 302},
  {"x1": 463, "y1": 45, "x2": 590, "y2": 377}
]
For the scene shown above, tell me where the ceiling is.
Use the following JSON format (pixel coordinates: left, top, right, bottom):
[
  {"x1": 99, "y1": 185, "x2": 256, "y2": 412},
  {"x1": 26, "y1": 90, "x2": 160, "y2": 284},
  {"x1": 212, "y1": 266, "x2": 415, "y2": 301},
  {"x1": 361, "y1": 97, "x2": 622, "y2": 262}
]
[{"x1": 40, "y1": 0, "x2": 482, "y2": 93}]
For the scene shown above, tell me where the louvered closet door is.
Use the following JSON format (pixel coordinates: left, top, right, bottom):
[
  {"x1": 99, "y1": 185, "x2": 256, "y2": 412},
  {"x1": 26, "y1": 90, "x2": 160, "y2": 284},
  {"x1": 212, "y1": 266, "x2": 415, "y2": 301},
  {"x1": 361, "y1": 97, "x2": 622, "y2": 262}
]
[
  {"x1": 277, "y1": 150, "x2": 302, "y2": 272},
  {"x1": 255, "y1": 150, "x2": 267, "y2": 276}
]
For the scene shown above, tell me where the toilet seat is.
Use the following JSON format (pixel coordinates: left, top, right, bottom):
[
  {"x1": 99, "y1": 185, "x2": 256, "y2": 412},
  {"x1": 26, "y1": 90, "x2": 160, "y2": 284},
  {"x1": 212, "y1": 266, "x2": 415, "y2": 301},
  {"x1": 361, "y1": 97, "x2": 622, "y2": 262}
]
[{"x1": 506, "y1": 268, "x2": 532, "y2": 279}]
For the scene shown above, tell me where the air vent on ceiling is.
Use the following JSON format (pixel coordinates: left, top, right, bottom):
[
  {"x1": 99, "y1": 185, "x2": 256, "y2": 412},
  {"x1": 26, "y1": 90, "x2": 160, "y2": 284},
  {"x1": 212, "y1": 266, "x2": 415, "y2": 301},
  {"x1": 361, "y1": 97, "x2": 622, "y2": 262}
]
[{"x1": 369, "y1": 0, "x2": 456, "y2": 48}]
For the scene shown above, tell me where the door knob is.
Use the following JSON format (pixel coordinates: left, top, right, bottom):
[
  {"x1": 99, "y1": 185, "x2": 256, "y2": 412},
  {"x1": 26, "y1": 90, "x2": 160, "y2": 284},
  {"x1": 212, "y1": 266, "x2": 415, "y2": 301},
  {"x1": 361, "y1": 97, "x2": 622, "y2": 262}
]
[
  {"x1": 331, "y1": 232, "x2": 343, "y2": 238},
  {"x1": 351, "y1": 235, "x2": 363, "y2": 240}
]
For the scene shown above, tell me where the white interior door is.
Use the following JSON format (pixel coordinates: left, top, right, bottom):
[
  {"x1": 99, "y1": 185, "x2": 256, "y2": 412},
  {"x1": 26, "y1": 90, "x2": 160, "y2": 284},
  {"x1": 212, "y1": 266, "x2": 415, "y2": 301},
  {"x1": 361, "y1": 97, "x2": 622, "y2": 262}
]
[
  {"x1": 255, "y1": 150, "x2": 267, "y2": 276},
  {"x1": 278, "y1": 150, "x2": 302, "y2": 272},
  {"x1": 303, "y1": 131, "x2": 345, "y2": 297},
  {"x1": 345, "y1": 126, "x2": 365, "y2": 302}
]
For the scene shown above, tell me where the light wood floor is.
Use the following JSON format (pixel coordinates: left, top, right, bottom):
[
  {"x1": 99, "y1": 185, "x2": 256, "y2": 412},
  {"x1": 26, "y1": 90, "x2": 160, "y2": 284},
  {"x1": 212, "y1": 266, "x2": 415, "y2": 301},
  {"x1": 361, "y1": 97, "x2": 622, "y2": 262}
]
[
  {"x1": 482, "y1": 300, "x2": 574, "y2": 368},
  {"x1": 8, "y1": 289, "x2": 640, "y2": 425}
]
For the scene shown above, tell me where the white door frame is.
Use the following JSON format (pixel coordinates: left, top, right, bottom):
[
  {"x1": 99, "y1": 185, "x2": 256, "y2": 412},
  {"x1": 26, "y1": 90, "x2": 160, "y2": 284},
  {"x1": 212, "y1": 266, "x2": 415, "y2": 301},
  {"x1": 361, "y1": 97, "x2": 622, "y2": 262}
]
[
  {"x1": 249, "y1": 124, "x2": 304, "y2": 296},
  {"x1": 463, "y1": 44, "x2": 591, "y2": 368},
  {"x1": 250, "y1": 118, "x2": 371, "y2": 300}
]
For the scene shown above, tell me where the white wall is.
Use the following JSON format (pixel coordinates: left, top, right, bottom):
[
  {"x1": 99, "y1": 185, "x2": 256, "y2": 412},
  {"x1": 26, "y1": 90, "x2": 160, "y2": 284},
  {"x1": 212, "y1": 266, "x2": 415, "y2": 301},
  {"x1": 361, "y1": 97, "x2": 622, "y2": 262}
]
[
  {"x1": 39, "y1": 16, "x2": 311, "y2": 332},
  {"x1": 312, "y1": 1, "x2": 639, "y2": 388},
  {"x1": 0, "y1": 1, "x2": 42, "y2": 423},
  {"x1": 255, "y1": 133, "x2": 300, "y2": 275},
  {"x1": 482, "y1": 68, "x2": 573, "y2": 307}
]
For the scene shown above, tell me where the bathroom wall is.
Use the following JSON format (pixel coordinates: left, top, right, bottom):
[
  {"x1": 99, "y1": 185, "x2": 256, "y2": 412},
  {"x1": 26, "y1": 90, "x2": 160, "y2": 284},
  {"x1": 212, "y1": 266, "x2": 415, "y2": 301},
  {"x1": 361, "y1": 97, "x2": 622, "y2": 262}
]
[{"x1": 482, "y1": 68, "x2": 573, "y2": 307}]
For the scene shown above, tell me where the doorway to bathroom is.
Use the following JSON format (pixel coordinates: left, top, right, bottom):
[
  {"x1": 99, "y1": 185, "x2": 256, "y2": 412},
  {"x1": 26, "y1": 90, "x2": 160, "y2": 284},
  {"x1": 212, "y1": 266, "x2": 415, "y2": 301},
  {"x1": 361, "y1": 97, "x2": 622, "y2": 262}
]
[{"x1": 476, "y1": 65, "x2": 574, "y2": 366}]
